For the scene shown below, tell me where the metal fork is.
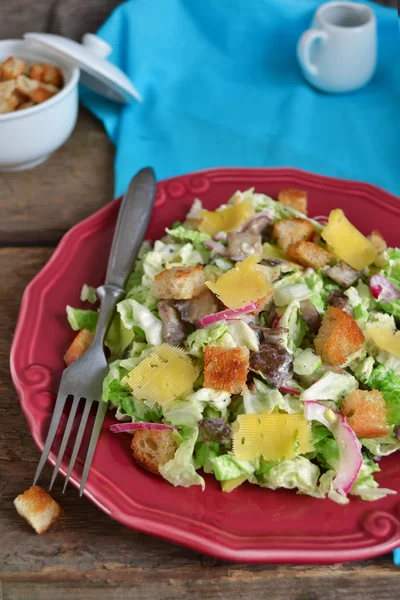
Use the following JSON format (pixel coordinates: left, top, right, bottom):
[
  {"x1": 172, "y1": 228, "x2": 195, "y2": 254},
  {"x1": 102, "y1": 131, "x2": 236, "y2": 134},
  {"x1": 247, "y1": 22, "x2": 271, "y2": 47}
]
[{"x1": 33, "y1": 167, "x2": 157, "y2": 496}]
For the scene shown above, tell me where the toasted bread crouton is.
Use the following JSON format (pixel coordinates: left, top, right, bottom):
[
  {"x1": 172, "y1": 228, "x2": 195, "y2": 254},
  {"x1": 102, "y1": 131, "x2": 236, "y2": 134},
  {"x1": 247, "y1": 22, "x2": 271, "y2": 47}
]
[
  {"x1": 131, "y1": 430, "x2": 177, "y2": 475},
  {"x1": 314, "y1": 306, "x2": 365, "y2": 366},
  {"x1": 15, "y1": 74, "x2": 39, "y2": 98},
  {"x1": 30, "y1": 86, "x2": 56, "y2": 104},
  {"x1": 2, "y1": 56, "x2": 25, "y2": 79},
  {"x1": 152, "y1": 266, "x2": 206, "y2": 300},
  {"x1": 64, "y1": 329, "x2": 94, "y2": 366},
  {"x1": 0, "y1": 79, "x2": 16, "y2": 99},
  {"x1": 278, "y1": 188, "x2": 308, "y2": 215},
  {"x1": 340, "y1": 389, "x2": 389, "y2": 439},
  {"x1": 42, "y1": 64, "x2": 63, "y2": 88},
  {"x1": 14, "y1": 486, "x2": 63, "y2": 534},
  {"x1": 29, "y1": 64, "x2": 45, "y2": 81},
  {"x1": 273, "y1": 218, "x2": 314, "y2": 252},
  {"x1": 204, "y1": 346, "x2": 249, "y2": 394},
  {"x1": 369, "y1": 229, "x2": 387, "y2": 253},
  {"x1": 286, "y1": 240, "x2": 332, "y2": 269},
  {"x1": 0, "y1": 99, "x2": 12, "y2": 114}
]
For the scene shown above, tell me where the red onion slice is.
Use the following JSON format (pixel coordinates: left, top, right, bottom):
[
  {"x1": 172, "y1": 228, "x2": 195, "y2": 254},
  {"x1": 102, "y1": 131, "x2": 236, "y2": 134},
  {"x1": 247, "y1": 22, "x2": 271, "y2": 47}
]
[
  {"x1": 198, "y1": 302, "x2": 259, "y2": 328},
  {"x1": 304, "y1": 400, "x2": 362, "y2": 496},
  {"x1": 313, "y1": 215, "x2": 329, "y2": 226},
  {"x1": 370, "y1": 274, "x2": 400, "y2": 302},
  {"x1": 279, "y1": 385, "x2": 301, "y2": 396},
  {"x1": 204, "y1": 240, "x2": 227, "y2": 255},
  {"x1": 110, "y1": 422, "x2": 174, "y2": 433}
]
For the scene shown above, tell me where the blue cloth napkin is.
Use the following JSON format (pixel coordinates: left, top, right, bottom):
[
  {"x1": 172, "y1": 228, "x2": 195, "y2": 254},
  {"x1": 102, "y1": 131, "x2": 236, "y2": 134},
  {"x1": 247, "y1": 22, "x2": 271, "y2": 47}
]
[{"x1": 81, "y1": 0, "x2": 399, "y2": 199}]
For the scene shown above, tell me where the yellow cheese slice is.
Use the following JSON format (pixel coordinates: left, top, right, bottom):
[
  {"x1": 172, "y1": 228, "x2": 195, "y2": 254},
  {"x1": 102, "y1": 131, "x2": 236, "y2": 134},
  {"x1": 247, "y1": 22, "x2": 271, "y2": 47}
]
[
  {"x1": 232, "y1": 414, "x2": 313, "y2": 461},
  {"x1": 366, "y1": 324, "x2": 400, "y2": 357},
  {"x1": 125, "y1": 344, "x2": 199, "y2": 408},
  {"x1": 321, "y1": 209, "x2": 376, "y2": 270},
  {"x1": 198, "y1": 198, "x2": 254, "y2": 236},
  {"x1": 221, "y1": 475, "x2": 248, "y2": 493},
  {"x1": 206, "y1": 255, "x2": 272, "y2": 309}
]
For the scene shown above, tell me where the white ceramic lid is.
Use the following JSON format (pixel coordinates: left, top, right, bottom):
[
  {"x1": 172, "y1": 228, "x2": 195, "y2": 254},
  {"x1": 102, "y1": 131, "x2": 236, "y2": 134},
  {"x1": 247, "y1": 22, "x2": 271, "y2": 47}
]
[{"x1": 23, "y1": 32, "x2": 142, "y2": 104}]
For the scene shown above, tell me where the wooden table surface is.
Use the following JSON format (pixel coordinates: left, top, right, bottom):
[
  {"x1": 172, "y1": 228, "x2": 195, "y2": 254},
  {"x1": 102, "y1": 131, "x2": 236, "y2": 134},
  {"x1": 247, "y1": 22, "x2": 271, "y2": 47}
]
[{"x1": 1, "y1": 108, "x2": 400, "y2": 600}]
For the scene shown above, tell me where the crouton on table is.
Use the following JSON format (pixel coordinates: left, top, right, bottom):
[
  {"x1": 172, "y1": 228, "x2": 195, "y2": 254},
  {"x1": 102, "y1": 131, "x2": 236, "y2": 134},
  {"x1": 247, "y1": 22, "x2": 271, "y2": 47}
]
[
  {"x1": 64, "y1": 329, "x2": 94, "y2": 366},
  {"x1": 314, "y1": 306, "x2": 365, "y2": 366},
  {"x1": 273, "y1": 218, "x2": 314, "y2": 252},
  {"x1": 286, "y1": 240, "x2": 332, "y2": 269},
  {"x1": 340, "y1": 389, "x2": 390, "y2": 438},
  {"x1": 278, "y1": 188, "x2": 308, "y2": 215},
  {"x1": 14, "y1": 486, "x2": 63, "y2": 534},
  {"x1": 131, "y1": 429, "x2": 177, "y2": 475},
  {"x1": 152, "y1": 266, "x2": 206, "y2": 300},
  {"x1": 204, "y1": 345, "x2": 249, "y2": 394}
]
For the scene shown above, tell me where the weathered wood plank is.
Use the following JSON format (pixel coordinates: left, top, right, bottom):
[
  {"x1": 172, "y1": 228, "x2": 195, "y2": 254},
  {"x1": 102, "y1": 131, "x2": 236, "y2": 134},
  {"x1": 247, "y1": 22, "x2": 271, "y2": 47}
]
[{"x1": 0, "y1": 110, "x2": 114, "y2": 246}]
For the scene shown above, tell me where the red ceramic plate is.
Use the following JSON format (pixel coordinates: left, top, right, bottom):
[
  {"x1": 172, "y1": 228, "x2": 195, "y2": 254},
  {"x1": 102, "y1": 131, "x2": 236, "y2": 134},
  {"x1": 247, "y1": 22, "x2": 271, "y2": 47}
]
[{"x1": 11, "y1": 168, "x2": 400, "y2": 563}]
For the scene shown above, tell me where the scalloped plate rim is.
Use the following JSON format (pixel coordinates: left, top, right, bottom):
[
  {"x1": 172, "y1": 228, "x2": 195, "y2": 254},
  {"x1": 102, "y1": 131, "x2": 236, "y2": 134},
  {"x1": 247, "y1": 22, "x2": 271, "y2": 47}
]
[{"x1": 10, "y1": 167, "x2": 400, "y2": 564}]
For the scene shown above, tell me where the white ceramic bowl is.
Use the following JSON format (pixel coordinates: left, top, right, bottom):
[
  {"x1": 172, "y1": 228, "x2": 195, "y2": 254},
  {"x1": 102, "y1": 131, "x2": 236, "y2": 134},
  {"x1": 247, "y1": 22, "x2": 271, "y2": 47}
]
[{"x1": 0, "y1": 40, "x2": 79, "y2": 171}]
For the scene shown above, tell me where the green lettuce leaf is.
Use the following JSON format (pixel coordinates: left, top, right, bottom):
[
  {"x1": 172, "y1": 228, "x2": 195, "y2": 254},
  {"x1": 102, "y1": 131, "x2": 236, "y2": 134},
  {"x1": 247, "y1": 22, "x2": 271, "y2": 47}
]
[
  {"x1": 66, "y1": 306, "x2": 98, "y2": 332},
  {"x1": 350, "y1": 455, "x2": 396, "y2": 501},
  {"x1": 256, "y1": 456, "x2": 322, "y2": 497},
  {"x1": 364, "y1": 364, "x2": 400, "y2": 424},
  {"x1": 159, "y1": 428, "x2": 205, "y2": 489},
  {"x1": 117, "y1": 298, "x2": 162, "y2": 346},
  {"x1": 80, "y1": 284, "x2": 97, "y2": 304},
  {"x1": 209, "y1": 454, "x2": 259, "y2": 481},
  {"x1": 165, "y1": 225, "x2": 211, "y2": 244},
  {"x1": 300, "y1": 371, "x2": 358, "y2": 402}
]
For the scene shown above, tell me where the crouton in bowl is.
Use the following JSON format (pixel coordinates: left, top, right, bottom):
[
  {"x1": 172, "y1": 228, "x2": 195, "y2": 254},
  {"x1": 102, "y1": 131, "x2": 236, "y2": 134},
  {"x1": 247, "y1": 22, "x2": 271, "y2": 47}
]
[{"x1": 0, "y1": 39, "x2": 79, "y2": 171}]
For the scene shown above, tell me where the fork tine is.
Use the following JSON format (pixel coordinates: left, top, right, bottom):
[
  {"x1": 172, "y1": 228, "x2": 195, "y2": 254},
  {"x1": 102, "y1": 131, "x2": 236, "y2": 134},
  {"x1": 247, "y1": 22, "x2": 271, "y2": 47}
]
[
  {"x1": 49, "y1": 395, "x2": 81, "y2": 491},
  {"x1": 62, "y1": 398, "x2": 93, "y2": 493},
  {"x1": 33, "y1": 391, "x2": 68, "y2": 486},
  {"x1": 79, "y1": 400, "x2": 108, "y2": 496}
]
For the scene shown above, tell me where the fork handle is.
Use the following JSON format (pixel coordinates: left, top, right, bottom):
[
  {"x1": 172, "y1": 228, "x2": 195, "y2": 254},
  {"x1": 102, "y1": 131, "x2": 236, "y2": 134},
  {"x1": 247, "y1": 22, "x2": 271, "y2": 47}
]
[{"x1": 105, "y1": 167, "x2": 157, "y2": 289}]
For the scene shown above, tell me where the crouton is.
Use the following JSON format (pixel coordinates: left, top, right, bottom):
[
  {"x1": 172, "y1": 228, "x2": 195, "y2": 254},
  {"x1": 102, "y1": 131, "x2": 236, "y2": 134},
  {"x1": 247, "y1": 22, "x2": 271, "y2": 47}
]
[
  {"x1": 204, "y1": 345, "x2": 249, "y2": 394},
  {"x1": 278, "y1": 188, "x2": 308, "y2": 215},
  {"x1": 64, "y1": 329, "x2": 94, "y2": 366},
  {"x1": 0, "y1": 79, "x2": 16, "y2": 99},
  {"x1": 2, "y1": 56, "x2": 25, "y2": 79},
  {"x1": 0, "y1": 99, "x2": 11, "y2": 114},
  {"x1": 14, "y1": 486, "x2": 63, "y2": 534},
  {"x1": 286, "y1": 240, "x2": 332, "y2": 269},
  {"x1": 273, "y1": 218, "x2": 314, "y2": 252},
  {"x1": 30, "y1": 64, "x2": 44, "y2": 81},
  {"x1": 7, "y1": 92, "x2": 21, "y2": 111},
  {"x1": 30, "y1": 86, "x2": 56, "y2": 104},
  {"x1": 314, "y1": 306, "x2": 365, "y2": 366},
  {"x1": 42, "y1": 64, "x2": 63, "y2": 88},
  {"x1": 369, "y1": 229, "x2": 387, "y2": 253},
  {"x1": 15, "y1": 74, "x2": 39, "y2": 98},
  {"x1": 131, "y1": 430, "x2": 177, "y2": 475},
  {"x1": 340, "y1": 389, "x2": 389, "y2": 439},
  {"x1": 152, "y1": 266, "x2": 206, "y2": 300}
]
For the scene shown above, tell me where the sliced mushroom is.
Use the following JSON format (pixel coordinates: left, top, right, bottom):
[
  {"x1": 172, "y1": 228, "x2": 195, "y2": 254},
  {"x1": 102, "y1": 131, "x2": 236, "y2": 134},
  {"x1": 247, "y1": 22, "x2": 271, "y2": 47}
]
[
  {"x1": 242, "y1": 215, "x2": 270, "y2": 235},
  {"x1": 326, "y1": 261, "x2": 361, "y2": 288},
  {"x1": 249, "y1": 341, "x2": 293, "y2": 388},
  {"x1": 227, "y1": 232, "x2": 262, "y2": 261},
  {"x1": 327, "y1": 289, "x2": 352, "y2": 315},
  {"x1": 173, "y1": 289, "x2": 220, "y2": 324},
  {"x1": 299, "y1": 300, "x2": 322, "y2": 334},
  {"x1": 157, "y1": 301, "x2": 188, "y2": 346}
]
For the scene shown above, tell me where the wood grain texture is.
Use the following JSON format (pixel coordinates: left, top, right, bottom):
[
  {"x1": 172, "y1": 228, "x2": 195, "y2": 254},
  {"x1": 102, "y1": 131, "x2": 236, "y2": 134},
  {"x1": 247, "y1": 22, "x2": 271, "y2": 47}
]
[
  {"x1": 0, "y1": 109, "x2": 114, "y2": 246},
  {"x1": 1, "y1": 247, "x2": 400, "y2": 600}
]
